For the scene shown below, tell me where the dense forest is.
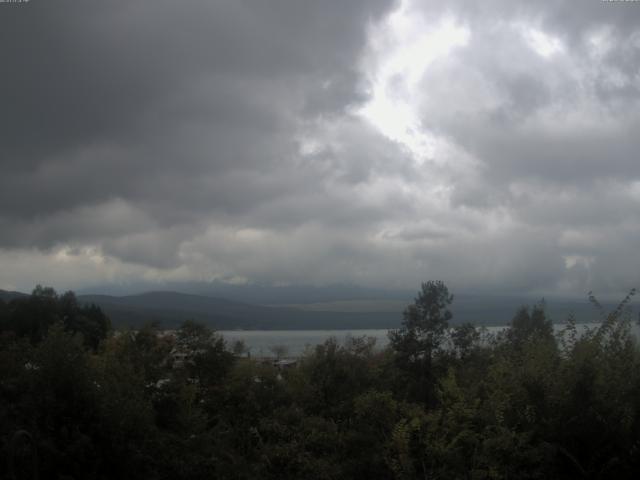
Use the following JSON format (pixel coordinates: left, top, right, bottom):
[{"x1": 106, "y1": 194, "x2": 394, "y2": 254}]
[{"x1": 1, "y1": 282, "x2": 639, "y2": 479}]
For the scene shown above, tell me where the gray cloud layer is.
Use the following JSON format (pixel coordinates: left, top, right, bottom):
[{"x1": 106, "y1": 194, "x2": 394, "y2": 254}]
[{"x1": 1, "y1": 0, "x2": 640, "y2": 296}]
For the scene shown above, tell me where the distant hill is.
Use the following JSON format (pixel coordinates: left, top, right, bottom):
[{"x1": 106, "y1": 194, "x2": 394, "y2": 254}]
[
  {"x1": 76, "y1": 291, "x2": 401, "y2": 330},
  {"x1": 0, "y1": 289, "x2": 28, "y2": 302},
  {"x1": 3, "y1": 288, "x2": 635, "y2": 330},
  {"x1": 450, "y1": 294, "x2": 610, "y2": 325},
  {"x1": 76, "y1": 281, "x2": 415, "y2": 305},
  {"x1": 282, "y1": 294, "x2": 623, "y2": 326},
  {"x1": 76, "y1": 291, "x2": 632, "y2": 329}
]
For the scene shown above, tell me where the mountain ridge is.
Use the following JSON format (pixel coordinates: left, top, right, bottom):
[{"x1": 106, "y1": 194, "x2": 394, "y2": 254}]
[{"x1": 2, "y1": 288, "x2": 634, "y2": 330}]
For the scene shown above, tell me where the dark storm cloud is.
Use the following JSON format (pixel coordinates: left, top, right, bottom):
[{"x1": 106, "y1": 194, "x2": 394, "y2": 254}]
[
  {"x1": 0, "y1": 0, "x2": 392, "y2": 172},
  {"x1": 2, "y1": 0, "x2": 640, "y2": 296},
  {"x1": 0, "y1": 0, "x2": 395, "y2": 229}
]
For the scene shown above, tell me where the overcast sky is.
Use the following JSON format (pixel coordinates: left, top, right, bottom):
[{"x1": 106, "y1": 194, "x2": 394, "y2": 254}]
[{"x1": 1, "y1": 0, "x2": 640, "y2": 296}]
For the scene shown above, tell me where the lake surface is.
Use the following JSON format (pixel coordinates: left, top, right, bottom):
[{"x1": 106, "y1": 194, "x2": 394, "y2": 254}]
[
  {"x1": 219, "y1": 323, "x2": 639, "y2": 357},
  {"x1": 219, "y1": 329, "x2": 391, "y2": 357}
]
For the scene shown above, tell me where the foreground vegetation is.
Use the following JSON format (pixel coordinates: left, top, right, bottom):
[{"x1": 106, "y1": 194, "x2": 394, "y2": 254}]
[{"x1": 1, "y1": 282, "x2": 639, "y2": 479}]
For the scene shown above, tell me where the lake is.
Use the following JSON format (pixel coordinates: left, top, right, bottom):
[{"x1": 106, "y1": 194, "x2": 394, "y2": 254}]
[
  {"x1": 219, "y1": 322, "x2": 639, "y2": 357},
  {"x1": 219, "y1": 329, "x2": 391, "y2": 357}
]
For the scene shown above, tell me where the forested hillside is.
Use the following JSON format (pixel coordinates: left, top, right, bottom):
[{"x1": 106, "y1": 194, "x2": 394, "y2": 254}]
[
  {"x1": 75, "y1": 291, "x2": 400, "y2": 330},
  {"x1": 0, "y1": 288, "x2": 622, "y2": 330},
  {"x1": 1, "y1": 283, "x2": 639, "y2": 479}
]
